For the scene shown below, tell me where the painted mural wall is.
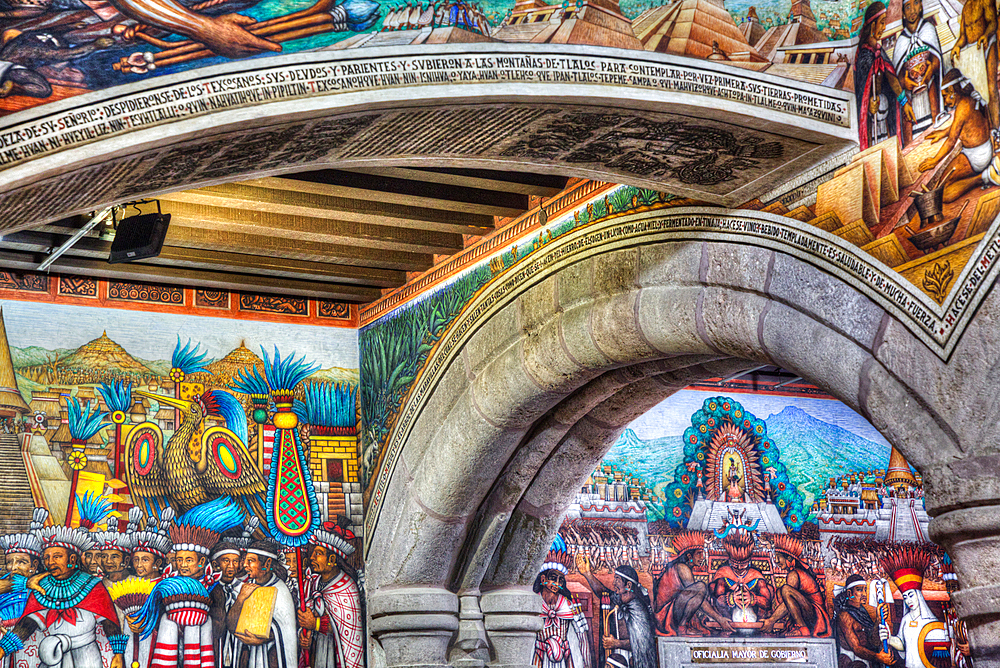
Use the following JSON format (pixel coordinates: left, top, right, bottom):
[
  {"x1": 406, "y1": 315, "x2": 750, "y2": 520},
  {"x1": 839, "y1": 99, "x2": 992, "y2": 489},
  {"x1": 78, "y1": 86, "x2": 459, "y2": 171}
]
[
  {"x1": 528, "y1": 383, "x2": 972, "y2": 668},
  {"x1": 0, "y1": 281, "x2": 364, "y2": 668}
]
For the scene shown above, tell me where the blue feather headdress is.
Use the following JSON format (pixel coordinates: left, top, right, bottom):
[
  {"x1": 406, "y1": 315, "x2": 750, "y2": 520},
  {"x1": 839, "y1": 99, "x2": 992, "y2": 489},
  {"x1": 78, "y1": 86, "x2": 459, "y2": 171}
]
[
  {"x1": 131, "y1": 576, "x2": 210, "y2": 640},
  {"x1": 230, "y1": 365, "x2": 270, "y2": 401},
  {"x1": 299, "y1": 382, "x2": 357, "y2": 434},
  {"x1": 199, "y1": 390, "x2": 248, "y2": 447},
  {"x1": 67, "y1": 399, "x2": 107, "y2": 444},
  {"x1": 171, "y1": 337, "x2": 211, "y2": 376},
  {"x1": 168, "y1": 498, "x2": 244, "y2": 558},
  {"x1": 260, "y1": 346, "x2": 320, "y2": 396},
  {"x1": 77, "y1": 491, "x2": 113, "y2": 531},
  {"x1": 96, "y1": 381, "x2": 132, "y2": 415}
]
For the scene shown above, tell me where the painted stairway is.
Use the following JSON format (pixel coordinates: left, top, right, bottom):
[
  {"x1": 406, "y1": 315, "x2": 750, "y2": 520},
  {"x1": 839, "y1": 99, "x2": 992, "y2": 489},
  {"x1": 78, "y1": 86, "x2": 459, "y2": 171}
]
[{"x1": 0, "y1": 434, "x2": 35, "y2": 533}]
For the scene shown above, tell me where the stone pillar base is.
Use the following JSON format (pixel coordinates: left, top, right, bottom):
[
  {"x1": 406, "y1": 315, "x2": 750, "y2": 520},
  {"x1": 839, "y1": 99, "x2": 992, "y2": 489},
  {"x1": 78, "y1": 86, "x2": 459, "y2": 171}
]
[
  {"x1": 481, "y1": 587, "x2": 543, "y2": 668},
  {"x1": 369, "y1": 587, "x2": 459, "y2": 668}
]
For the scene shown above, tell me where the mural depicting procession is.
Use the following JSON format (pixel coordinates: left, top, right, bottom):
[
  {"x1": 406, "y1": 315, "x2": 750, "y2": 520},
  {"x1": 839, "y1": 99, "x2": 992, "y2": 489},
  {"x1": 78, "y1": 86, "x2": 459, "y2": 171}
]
[
  {"x1": 529, "y1": 387, "x2": 973, "y2": 668},
  {"x1": 0, "y1": 300, "x2": 364, "y2": 668}
]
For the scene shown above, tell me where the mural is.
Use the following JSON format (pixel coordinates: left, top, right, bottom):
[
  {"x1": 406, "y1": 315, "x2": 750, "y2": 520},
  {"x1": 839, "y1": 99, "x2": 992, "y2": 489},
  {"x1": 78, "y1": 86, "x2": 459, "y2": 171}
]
[
  {"x1": 0, "y1": 299, "x2": 364, "y2": 668},
  {"x1": 528, "y1": 387, "x2": 972, "y2": 668}
]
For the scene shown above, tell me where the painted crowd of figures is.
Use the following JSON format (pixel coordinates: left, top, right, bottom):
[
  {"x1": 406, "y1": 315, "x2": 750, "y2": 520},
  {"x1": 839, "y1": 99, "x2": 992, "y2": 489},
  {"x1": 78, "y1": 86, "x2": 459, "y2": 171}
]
[{"x1": 0, "y1": 496, "x2": 362, "y2": 668}]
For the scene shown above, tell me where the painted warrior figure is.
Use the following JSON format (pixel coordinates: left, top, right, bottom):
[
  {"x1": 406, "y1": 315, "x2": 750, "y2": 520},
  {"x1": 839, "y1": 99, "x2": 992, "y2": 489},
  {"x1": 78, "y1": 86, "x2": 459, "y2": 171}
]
[
  {"x1": 0, "y1": 526, "x2": 127, "y2": 668},
  {"x1": 0, "y1": 508, "x2": 46, "y2": 628},
  {"x1": 711, "y1": 519, "x2": 772, "y2": 624},
  {"x1": 227, "y1": 539, "x2": 298, "y2": 668},
  {"x1": 652, "y1": 531, "x2": 733, "y2": 636},
  {"x1": 881, "y1": 549, "x2": 951, "y2": 668},
  {"x1": 854, "y1": 1, "x2": 916, "y2": 149},
  {"x1": 893, "y1": 0, "x2": 944, "y2": 142},
  {"x1": 575, "y1": 556, "x2": 657, "y2": 668},
  {"x1": 118, "y1": 507, "x2": 172, "y2": 668},
  {"x1": 834, "y1": 574, "x2": 895, "y2": 668},
  {"x1": 531, "y1": 537, "x2": 590, "y2": 668},
  {"x1": 761, "y1": 535, "x2": 830, "y2": 637},
  {"x1": 211, "y1": 540, "x2": 245, "y2": 668},
  {"x1": 298, "y1": 521, "x2": 364, "y2": 668}
]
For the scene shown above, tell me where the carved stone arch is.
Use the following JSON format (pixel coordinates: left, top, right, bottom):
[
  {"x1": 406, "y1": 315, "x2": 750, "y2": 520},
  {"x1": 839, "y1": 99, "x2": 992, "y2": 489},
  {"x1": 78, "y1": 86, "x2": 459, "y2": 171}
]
[{"x1": 365, "y1": 207, "x2": 1000, "y2": 667}]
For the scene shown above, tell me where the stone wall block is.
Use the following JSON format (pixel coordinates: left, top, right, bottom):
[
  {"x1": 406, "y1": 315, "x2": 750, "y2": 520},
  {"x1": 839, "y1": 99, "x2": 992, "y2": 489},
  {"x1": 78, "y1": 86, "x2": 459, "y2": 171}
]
[
  {"x1": 472, "y1": 342, "x2": 563, "y2": 428},
  {"x1": 369, "y1": 587, "x2": 459, "y2": 668},
  {"x1": 518, "y1": 274, "x2": 558, "y2": 335},
  {"x1": 699, "y1": 288, "x2": 769, "y2": 361},
  {"x1": 702, "y1": 242, "x2": 771, "y2": 293},
  {"x1": 592, "y1": 248, "x2": 638, "y2": 296},
  {"x1": 862, "y1": 363, "x2": 958, "y2": 471},
  {"x1": 590, "y1": 290, "x2": 659, "y2": 363},
  {"x1": 449, "y1": 593, "x2": 490, "y2": 667},
  {"x1": 636, "y1": 286, "x2": 722, "y2": 356},
  {"x1": 924, "y1": 456, "x2": 1000, "y2": 516},
  {"x1": 636, "y1": 241, "x2": 703, "y2": 288},
  {"x1": 557, "y1": 258, "x2": 593, "y2": 310},
  {"x1": 521, "y1": 316, "x2": 600, "y2": 391},
  {"x1": 760, "y1": 301, "x2": 866, "y2": 414},
  {"x1": 465, "y1": 301, "x2": 522, "y2": 376},
  {"x1": 403, "y1": 359, "x2": 472, "y2": 469},
  {"x1": 559, "y1": 302, "x2": 614, "y2": 372},
  {"x1": 768, "y1": 251, "x2": 884, "y2": 347},
  {"x1": 481, "y1": 587, "x2": 543, "y2": 668}
]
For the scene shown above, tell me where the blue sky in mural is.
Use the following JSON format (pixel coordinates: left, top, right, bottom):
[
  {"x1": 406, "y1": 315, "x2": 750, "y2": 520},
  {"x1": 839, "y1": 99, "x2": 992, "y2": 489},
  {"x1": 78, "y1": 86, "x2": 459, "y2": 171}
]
[
  {"x1": 627, "y1": 389, "x2": 888, "y2": 445},
  {"x1": 0, "y1": 301, "x2": 358, "y2": 369}
]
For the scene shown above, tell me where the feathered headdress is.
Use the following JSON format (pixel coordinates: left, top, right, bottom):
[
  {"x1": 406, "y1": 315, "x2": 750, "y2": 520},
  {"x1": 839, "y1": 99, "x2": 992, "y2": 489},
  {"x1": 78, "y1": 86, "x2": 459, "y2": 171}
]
[
  {"x1": 123, "y1": 507, "x2": 171, "y2": 558},
  {"x1": 168, "y1": 498, "x2": 243, "y2": 558},
  {"x1": 295, "y1": 381, "x2": 357, "y2": 436},
  {"x1": 310, "y1": 521, "x2": 356, "y2": 560},
  {"x1": 170, "y1": 337, "x2": 211, "y2": 382},
  {"x1": 0, "y1": 507, "x2": 47, "y2": 558},
  {"x1": 97, "y1": 381, "x2": 132, "y2": 423},
  {"x1": 539, "y1": 534, "x2": 571, "y2": 576},
  {"x1": 231, "y1": 516, "x2": 259, "y2": 552},
  {"x1": 77, "y1": 491, "x2": 113, "y2": 531},
  {"x1": 772, "y1": 534, "x2": 805, "y2": 560},
  {"x1": 667, "y1": 531, "x2": 706, "y2": 559},
  {"x1": 67, "y1": 399, "x2": 107, "y2": 446},
  {"x1": 193, "y1": 390, "x2": 248, "y2": 447},
  {"x1": 130, "y1": 576, "x2": 211, "y2": 640},
  {"x1": 39, "y1": 525, "x2": 94, "y2": 555},
  {"x1": 107, "y1": 576, "x2": 156, "y2": 616},
  {"x1": 95, "y1": 516, "x2": 126, "y2": 552},
  {"x1": 880, "y1": 545, "x2": 932, "y2": 593}
]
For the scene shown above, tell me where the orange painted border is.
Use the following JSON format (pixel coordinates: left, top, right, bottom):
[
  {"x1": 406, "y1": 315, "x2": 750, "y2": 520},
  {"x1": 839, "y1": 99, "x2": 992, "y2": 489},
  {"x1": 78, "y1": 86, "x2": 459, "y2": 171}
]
[{"x1": 0, "y1": 275, "x2": 358, "y2": 328}]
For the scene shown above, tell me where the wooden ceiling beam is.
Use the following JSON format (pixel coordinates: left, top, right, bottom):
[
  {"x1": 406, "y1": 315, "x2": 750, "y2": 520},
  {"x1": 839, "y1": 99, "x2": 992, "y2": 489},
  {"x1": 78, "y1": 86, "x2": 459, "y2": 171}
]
[
  {"x1": 158, "y1": 183, "x2": 495, "y2": 236},
  {"x1": 159, "y1": 201, "x2": 465, "y2": 255},
  {"x1": 0, "y1": 249, "x2": 383, "y2": 301},
  {"x1": 247, "y1": 170, "x2": 529, "y2": 218},
  {"x1": 350, "y1": 167, "x2": 570, "y2": 197},
  {"x1": 0, "y1": 231, "x2": 406, "y2": 287}
]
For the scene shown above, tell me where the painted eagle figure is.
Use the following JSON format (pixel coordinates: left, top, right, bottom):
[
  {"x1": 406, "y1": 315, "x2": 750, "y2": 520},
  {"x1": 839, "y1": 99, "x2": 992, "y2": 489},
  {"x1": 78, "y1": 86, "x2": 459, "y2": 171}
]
[{"x1": 125, "y1": 388, "x2": 266, "y2": 518}]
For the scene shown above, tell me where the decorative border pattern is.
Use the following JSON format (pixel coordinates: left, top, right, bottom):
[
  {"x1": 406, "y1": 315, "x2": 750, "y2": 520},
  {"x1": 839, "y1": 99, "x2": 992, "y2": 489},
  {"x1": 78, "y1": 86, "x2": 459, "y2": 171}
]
[
  {"x1": 239, "y1": 293, "x2": 308, "y2": 316},
  {"x1": 0, "y1": 272, "x2": 48, "y2": 292},
  {"x1": 58, "y1": 277, "x2": 99, "y2": 298},
  {"x1": 194, "y1": 290, "x2": 230, "y2": 309},
  {"x1": 362, "y1": 206, "x2": 1000, "y2": 553},
  {"x1": 317, "y1": 300, "x2": 351, "y2": 320},
  {"x1": 108, "y1": 281, "x2": 184, "y2": 304}
]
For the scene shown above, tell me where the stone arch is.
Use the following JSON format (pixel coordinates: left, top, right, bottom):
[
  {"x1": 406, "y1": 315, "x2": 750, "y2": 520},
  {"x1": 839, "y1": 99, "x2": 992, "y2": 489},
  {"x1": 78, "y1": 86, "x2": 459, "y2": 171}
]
[{"x1": 365, "y1": 208, "x2": 1000, "y2": 667}]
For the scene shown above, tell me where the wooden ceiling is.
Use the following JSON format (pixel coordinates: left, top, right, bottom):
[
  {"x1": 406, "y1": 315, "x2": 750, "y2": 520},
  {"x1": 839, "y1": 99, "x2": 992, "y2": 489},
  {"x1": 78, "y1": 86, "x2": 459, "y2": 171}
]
[{"x1": 0, "y1": 168, "x2": 570, "y2": 303}]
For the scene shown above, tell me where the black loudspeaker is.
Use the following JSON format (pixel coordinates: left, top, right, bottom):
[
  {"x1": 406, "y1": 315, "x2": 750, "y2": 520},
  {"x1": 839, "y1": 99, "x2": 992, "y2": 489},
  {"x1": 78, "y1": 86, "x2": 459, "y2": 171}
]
[{"x1": 108, "y1": 213, "x2": 171, "y2": 264}]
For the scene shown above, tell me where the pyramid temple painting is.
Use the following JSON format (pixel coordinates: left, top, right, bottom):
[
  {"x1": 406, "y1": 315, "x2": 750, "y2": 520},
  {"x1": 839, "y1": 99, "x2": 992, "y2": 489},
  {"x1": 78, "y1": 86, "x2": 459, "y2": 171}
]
[{"x1": 529, "y1": 382, "x2": 969, "y2": 668}]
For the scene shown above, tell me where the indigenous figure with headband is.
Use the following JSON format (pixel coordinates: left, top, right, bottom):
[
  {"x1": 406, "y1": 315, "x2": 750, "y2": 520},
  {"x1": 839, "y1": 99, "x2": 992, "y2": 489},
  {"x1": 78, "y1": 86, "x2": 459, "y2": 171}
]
[
  {"x1": 116, "y1": 507, "x2": 172, "y2": 668},
  {"x1": 854, "y1": 1, "x2": 916, "y2": 149},
  {"x1": 132, "y1": 498, "x2": 245, "y2": 668},
  {"x1": 227, "y1": 539, "x2": 297, "y2": 668},
  {"x1": 211, "y1": 538, "x2": 245, "y2": 668},
  {"x1": 298, "y1": 519, "x2": 363, "y2": 668},
  {"x1": 575, "y1": 554, "x2": 656, "y2": 668},
  {"x1": 833, "y1": 574, "x2": 895, "y2": 668},
  {"x1": 919, "y1": 69, "x2": 998, "y2": 201},
  {"x1": 0, "y1": 526, "x2": 126, "y2": 668},
  {"x1": 531, "y1": 536, "x2": 590, "y2": 668},
  {"x1": 0, "y1": 507, "x2": 46, "y2": 629},
  {"x1": 652, "y1": 531, "x2": 732, "y2": 636},
  {"x1": 880, "y1": 549, "x2": 950, "y2": 668}
]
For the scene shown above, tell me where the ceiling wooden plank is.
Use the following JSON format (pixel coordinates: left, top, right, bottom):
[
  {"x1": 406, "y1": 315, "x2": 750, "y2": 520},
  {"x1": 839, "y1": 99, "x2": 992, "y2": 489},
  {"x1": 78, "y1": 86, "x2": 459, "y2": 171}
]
[
  {"x1": 158, "y1": 183, "x2": 495, "y2": 236},
  {"x1": 160, "y1": 201, "x2": 465, "y2": 255},
  {"x1": 247, "y1": 170, "x2": 529, "y2": 217},
  {"x1": 350, "y1": 167, "x2": 570, "y2": 197},
  {"x1": 165, "y1": 226, "x2": 434, "y2": 272},
  {"x1": 0, "y1": 231, "x2": 406, "y2": 287},
  {"x1": 0, "y1": 249, "x2": 383, "y2": 301}
]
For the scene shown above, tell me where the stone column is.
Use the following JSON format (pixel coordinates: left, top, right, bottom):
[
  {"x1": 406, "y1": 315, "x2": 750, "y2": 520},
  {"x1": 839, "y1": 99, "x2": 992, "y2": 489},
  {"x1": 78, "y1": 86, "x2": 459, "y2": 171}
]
[
  {"x1": 926, "y1": 457, "x2": 1000, "y2": 668},
  {"x1": 481, "y1": 587, "x2": 542, "y2": 668},
  {"x1": 368, "y1": 587, "x2": 459, "y2": 668}
]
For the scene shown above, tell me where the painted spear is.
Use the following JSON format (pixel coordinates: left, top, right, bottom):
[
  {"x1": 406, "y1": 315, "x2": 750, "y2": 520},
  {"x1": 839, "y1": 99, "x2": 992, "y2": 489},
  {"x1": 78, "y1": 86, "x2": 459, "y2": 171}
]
[{"x1": 259, "y1": 347, "x2": 321, "y2": 611}]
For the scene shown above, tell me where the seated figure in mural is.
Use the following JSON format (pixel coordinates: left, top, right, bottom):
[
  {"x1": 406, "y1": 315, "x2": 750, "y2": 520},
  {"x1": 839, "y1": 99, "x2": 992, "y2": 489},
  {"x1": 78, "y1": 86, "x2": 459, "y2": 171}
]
[
  {"x1": 530, "y1": 538, "x2": 590, "y2": 668},
  {"x1": 710, "y1": 521, "x2": 772, "y2": 624},
  {"x1": 919, "y1": 69, "x2": 998, "y2": 202},
  {"x1": 760, "y1": 535, "x2": 830, "y2": 637},
  {"x1": 950, "y1": 0, "x2": 999, "y2": 146},
  {"x1": 833, "y1": 574, "x2": 895, "y2": 668},
  {"x1": 575, "y1": 555, "x2": 657, "y2": 668},
  {"x1": 881, "y1": 549, "x2": 951, "y2": 668},
  {"x1": 0, "y1": 526, "x2": 127, "y2": 668},
  {"x1": 854, "y1": 1, "x2": 916, "y2": 149},
  {"x1": 298, "y1": 520, "x2": 364, "y2": 668},
  {"x1": 893, "y1": 0, "x2": 943, "y2": 143},
  {"x1": 652, "y1": 531, "x2": 733, "y2": 636}
]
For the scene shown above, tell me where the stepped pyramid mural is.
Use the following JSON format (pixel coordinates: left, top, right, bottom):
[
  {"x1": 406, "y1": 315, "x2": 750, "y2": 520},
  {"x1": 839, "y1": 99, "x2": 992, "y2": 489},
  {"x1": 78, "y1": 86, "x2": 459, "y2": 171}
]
[{"x1": 632, "y1": 0, "x2": 768, "y2": 61}]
